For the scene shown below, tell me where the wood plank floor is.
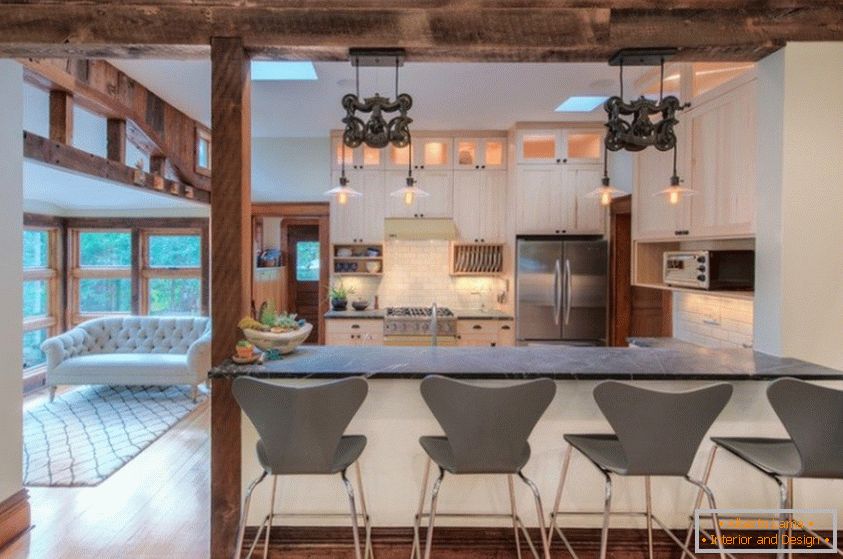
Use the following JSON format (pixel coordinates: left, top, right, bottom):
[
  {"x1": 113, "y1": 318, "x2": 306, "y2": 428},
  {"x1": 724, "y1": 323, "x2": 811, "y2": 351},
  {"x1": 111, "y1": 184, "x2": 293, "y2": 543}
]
[{"x1": 1, "y1": 387, "x2": 210, "y2": 559}]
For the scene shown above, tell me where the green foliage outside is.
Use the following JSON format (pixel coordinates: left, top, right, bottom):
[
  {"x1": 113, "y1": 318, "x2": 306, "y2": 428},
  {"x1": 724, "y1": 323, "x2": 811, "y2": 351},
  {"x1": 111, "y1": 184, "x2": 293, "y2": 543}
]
[
  {"x1": 149, "y1": 278, "x2": 201, "y2": 316},
  {"x1": 23, "y1": 230, "x2": 48, "y2": 268},
  {"x1": 23, "y1": 329, "x2": 46, "y2": 369},
  {"x1": 80, "y1": 278, "x2": 132, "y2": 313},
  {"x1": 79, "y1": 231, "x2": 132, "y2": 267},
  {"x1": 23, "y1": 280, "x2": 47, "y2": 318},
  {"x1": 296, "y1": 241, "x2": 320, "y2": 281},
  {"x1": 149, "y1": 235, "x2": 201, "y2": 268}
]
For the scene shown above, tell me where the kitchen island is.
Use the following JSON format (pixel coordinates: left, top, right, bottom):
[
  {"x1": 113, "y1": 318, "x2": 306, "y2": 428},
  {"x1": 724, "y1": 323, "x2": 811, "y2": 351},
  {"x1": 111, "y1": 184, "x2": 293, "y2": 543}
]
[{"x1": 210, "y1": 344, "x2": 843, "y2": 554}]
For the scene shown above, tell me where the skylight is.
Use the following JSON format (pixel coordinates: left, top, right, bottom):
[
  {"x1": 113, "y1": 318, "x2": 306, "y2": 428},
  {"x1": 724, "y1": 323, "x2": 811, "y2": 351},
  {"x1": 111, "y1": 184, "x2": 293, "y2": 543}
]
[
  {"x1": 555, "y1": 96, "x2": 608, "y2": 113},
  {"x1": 251, "y1": 61, "x2": 318, "y2": 81}
]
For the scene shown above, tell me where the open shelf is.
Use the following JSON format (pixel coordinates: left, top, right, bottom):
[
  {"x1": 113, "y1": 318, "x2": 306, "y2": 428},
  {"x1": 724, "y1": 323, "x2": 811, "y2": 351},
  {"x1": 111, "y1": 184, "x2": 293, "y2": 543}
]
[
  {"x1": 635, "y1": 282, "x2": 754, "y2": 301},
  {"x1": 332, "y1": 243, "x2": 384, "y2": 276}
]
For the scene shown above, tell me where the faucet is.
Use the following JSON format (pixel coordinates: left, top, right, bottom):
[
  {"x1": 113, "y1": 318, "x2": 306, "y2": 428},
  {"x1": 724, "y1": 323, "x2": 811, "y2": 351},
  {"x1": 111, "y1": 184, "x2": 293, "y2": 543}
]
[{"x1": 430, "y1": 302, "x2": 438, "y2": 347}]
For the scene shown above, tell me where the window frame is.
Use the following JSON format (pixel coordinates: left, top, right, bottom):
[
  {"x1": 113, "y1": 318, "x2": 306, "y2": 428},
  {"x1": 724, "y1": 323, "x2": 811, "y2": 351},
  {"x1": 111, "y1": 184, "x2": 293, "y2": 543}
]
[
  {"x1": 140, "y1": 228, "x2": 203, "y2": 316},
  {"x1": 69, "y1": 228, "x2": 134, "y2": 324},
  {"x1": 23, "y1": 226, "x2": 61, "y2": 372}
]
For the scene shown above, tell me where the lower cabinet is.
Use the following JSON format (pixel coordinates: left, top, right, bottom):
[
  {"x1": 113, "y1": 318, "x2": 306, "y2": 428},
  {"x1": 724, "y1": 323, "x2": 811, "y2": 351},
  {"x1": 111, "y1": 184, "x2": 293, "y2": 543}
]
[
  {"x1": 325, "y1": 319, "x2": 383, "y2": 346},
  {"x1": 457, "y1": 320, "x2": 516, "y2": 347}
]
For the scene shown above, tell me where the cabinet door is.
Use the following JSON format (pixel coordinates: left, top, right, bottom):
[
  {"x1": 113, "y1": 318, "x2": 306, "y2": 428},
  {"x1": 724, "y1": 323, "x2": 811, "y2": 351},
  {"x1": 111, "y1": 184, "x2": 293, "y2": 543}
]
[
  {"x1": 517, "y1": 130, "x2": 562, "y2": 164},
  {"x1": 688, "y1": 80, "x2": 756, "y2": 237},
  {"x1": 516, "y1": 166, "x2": 565, "y2": 234},
  {"x1": 479, "y1": 170, "x2": 507, "y2": 241},
  {"x1": 632, "y1": 126, "x2": 692, "y2": 240},
  {"x1": 331, "y1": 136, "x2": 355, "y2": 171},
  {"x1": 415, "y1": 170, "x2": 453, "y2": 218},
  {"x1": 481, "y1": 139, "x2": 507, "y2": 170},
  {"x1": 384, "y1": 170, "x2": 417, "y2": 218},
  {"x1": 453, "y1": 170, "x2": 483, "y2": 241},
  {"x1": 454, "y1": 139, "x2": 481, "y2": 170},
  {"x1": 569, "y1": 165, "x2": 606, "y2": 234},
  {"x1": 329, "y1": 170, "x2": 365, "y2": 243},
  {"x1": 358, "y1": 170, "x2": 386, "y2": 242},
  {"x1": 415, "y1": 138, "x2": 453, "y2": 170},
  {"x1": 564, "y1": 130, "x2": 604, "y2": 165}
]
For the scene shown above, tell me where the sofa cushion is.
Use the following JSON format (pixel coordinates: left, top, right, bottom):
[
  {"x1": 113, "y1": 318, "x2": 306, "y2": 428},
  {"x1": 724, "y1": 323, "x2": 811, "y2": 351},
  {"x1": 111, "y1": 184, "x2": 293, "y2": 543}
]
[
  {"x1": 79, "y1": 317, "x2": 209, "y2": 355},
  {"x1": 51, "y1": 354, "x2": 191, "y2": 384}
]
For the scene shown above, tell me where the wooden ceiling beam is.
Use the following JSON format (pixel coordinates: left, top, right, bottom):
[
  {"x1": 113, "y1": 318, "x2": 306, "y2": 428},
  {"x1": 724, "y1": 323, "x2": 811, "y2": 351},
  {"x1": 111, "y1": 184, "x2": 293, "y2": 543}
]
[
  {"x1": 21, "y1": 58, "x2": 211, "y2": 192},
  {"x1": 23, "y1": 131, "x2": 209, "y2": 204}
]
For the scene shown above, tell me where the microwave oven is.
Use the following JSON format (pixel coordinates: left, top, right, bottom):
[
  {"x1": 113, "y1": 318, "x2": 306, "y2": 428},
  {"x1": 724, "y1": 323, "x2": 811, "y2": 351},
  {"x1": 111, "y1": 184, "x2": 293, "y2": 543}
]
[{"x1": 663, "y1": 250, "x2": 754, "y2": 290}]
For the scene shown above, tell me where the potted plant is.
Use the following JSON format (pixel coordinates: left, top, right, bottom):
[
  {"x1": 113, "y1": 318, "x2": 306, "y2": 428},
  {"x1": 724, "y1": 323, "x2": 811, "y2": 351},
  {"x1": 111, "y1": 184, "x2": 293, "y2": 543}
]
[{"x1": 329, "y1": 281, "x2": 354, "y2": 311}]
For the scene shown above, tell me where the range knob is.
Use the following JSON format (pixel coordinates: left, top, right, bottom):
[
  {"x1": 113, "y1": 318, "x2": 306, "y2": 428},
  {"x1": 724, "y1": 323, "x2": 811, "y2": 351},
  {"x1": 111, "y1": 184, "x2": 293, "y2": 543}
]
[
  {"x1": 696, "y1": 256, "x2": 706, "y2": 263},
  {"x1": 697, "y1": 274, "x2": 707, "y2": 282},
  {"x1": 697, "y1": 265, "x2": 706, "y2": 272}
]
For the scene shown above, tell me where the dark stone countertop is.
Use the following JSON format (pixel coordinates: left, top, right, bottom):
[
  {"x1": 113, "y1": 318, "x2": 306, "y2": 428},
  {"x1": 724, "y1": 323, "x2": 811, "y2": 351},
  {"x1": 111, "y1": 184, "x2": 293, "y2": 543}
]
[
  {"x1": 324, "y1": 309, "x2": 514, "y2": 320},
  {"x1": 325, "y1": 309, "x2": 385, "y2": 319},
  {"x1": 627, "y1": 337, "x2": 702, "y2": 350},
  {"x1": 209, "y1": 345, "x2": 843, "y2": 381}
]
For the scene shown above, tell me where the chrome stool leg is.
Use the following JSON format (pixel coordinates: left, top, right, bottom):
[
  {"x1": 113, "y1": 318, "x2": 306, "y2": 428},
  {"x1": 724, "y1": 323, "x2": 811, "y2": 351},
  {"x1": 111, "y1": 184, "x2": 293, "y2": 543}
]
[
  {"x1": 645, "y1": 476, "x2": 654, "y2": 559},
  {"x1": 422, "y1": 468, "x2": 445, "y2": 559},
  {"x1": 263, "y1": 475, "x2": 278, "y2": 559},
  {"x1": 599, "y1": 472, "x2": 612, "y2": 559},
  {"x1": 685, "y1": 475, "x2": 727, "y2": 559},
  {"x1": 518, "y1": 472, "x2": 551, "y2": 559},
  {"x1": 411, "y1": 458, "x2": 432, "y2": 559},
  {"x1": 683, "y1": 445, "x2": 718, "y2": 559},
  {"x1": 235, "y1": 471, "x2": 268, "y2": 559},
  {"x1": 547, "y1": 444, "x2": 573, "y2": 548},
  {"x1": 341, "y1": 469, "x2": 364, "y2": 559},
  {"x1": 507, "y1": 475, "x2": 523, "y2": 559},
  {"x1": 354, "y1": 462, "x2": 374, "y2": 559}
]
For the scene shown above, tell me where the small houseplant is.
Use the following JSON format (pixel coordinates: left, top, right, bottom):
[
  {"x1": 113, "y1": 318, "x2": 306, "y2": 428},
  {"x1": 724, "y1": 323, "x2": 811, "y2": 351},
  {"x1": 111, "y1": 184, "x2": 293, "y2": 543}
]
[{"x1": 328, "y1": 281, "x2": 354, "y2": 311}]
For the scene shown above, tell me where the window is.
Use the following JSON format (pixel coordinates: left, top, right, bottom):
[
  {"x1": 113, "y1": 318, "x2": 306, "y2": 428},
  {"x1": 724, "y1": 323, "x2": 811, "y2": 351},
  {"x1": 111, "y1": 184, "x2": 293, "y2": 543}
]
[
  {"x1": 295, "y1": 241, "x2": 320, "y2": 282},
  {"x1": 195, "y1": 127, "x2": 211, "y2": 175},
  {"x1": 142, "y1": 231, "x2": 202, "y2": 316},
  {"x1": 23, "y1": 228, "x2": 60, "y2": 371},
  {"x1": 71, "y1": 230, "x2": 132, "y2": 322}
]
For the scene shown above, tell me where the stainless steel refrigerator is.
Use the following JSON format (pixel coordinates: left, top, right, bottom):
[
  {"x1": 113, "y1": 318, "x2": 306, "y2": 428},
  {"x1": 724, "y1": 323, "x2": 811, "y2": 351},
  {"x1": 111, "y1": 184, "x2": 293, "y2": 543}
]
[{"x1": 516, "y1": 237, "x2": 608, "y2": 344}]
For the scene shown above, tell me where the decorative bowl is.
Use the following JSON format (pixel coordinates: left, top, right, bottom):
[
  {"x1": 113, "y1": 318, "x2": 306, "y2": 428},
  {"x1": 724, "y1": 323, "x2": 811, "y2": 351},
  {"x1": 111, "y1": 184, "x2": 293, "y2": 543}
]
[
  {"x1": 352, "y1": 300, "x2": 369, "y2": 311},
  {"x1": 365, "y1": 261, "x2": 381, "y2": 273},
  {"x1": 242, "y1": 322, "x2": 313, "y2": 354},
  {"x1": 337, "y1": 248, "x2": 353, "y2": 257}
]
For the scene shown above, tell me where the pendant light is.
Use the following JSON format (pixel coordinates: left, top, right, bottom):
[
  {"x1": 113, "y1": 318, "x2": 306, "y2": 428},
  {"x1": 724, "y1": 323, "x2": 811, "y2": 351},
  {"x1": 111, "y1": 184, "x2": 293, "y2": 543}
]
[
  {"x1": 324, "y1": 139, "x2": 361, "y2": 205},
  {"x1": 655, "y1": 145, "x2": 695, "y2": 205},
  {"x1": 390, "y1": 137, "x2": 429, "y2": 206},
  {"x1": 586, "y1": 144, "x2": 626, "y2": 207}
]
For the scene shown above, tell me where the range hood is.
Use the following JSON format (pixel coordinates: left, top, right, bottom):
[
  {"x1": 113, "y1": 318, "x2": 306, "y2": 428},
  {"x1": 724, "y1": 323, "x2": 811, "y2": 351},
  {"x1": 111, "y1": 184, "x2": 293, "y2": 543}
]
[{"x1": 384, "y1": 218, "x2": 458, "y2": 241}]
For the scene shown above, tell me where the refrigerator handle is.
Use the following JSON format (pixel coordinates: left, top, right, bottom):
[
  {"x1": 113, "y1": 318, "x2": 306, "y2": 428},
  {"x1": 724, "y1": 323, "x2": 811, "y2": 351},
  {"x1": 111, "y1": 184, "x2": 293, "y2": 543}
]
[
  {"x1": 553, "y1": 259, "x2": 562, "y2": 326},
  {"x1": 564, "y1": 259, "x2": 572, "y2": 325}
]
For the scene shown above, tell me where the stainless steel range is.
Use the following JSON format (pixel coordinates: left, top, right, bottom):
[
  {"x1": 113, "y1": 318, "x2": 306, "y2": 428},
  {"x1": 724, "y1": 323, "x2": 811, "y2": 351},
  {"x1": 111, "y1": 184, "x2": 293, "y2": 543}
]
[{"x1": 383, "y1": 306, "x2": 458, "y2": 346}]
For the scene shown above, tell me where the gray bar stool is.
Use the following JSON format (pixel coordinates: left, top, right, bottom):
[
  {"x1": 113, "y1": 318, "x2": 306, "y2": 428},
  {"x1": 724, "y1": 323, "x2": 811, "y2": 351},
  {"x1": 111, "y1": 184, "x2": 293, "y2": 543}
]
[
  {"x1": 412, "y1": 375, "x2": 556, "y2": 559},
  {"x1": 705, "y1": 378, "x2": 843, "y2": 557},
  {"x1": 548, "y1": 381, "x2": 733, "y2": 559},
  {"x1": 232, "y1": 376, "x2": 372, "y2": 559}
]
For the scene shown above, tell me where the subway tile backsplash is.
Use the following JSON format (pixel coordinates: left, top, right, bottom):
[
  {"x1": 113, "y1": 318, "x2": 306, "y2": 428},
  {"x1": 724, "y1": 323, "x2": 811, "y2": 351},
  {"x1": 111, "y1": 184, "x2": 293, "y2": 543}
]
[
  {"x1": 673, "y1": 292, "x2": 754, "y2": 348},
  {"x1": 333, "y1": 240, "x2": 504, "y2": 309}
]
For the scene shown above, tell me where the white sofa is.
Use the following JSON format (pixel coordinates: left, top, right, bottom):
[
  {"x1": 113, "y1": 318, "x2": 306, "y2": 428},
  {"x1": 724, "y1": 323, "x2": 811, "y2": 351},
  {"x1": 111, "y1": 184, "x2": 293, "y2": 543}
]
[{"x1": 41, "y1": 316, "x2": 211, "y2": 402}]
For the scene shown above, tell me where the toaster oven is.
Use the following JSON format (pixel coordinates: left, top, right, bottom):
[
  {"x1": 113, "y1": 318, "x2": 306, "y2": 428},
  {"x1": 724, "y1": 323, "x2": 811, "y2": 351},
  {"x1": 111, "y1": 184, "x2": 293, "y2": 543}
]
[{"x1": 663, "y1": 250, "x2": 754, "y2": 290}]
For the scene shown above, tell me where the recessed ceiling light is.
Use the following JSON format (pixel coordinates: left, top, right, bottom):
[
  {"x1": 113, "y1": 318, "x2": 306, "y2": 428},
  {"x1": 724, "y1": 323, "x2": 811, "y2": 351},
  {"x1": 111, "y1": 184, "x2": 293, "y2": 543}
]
[
  {"x1": 251, "y1": 61, "x2": 318, "y2": 81},
  {"x1": 555, "y1": 96, "x2": 608, "y2": 112}
]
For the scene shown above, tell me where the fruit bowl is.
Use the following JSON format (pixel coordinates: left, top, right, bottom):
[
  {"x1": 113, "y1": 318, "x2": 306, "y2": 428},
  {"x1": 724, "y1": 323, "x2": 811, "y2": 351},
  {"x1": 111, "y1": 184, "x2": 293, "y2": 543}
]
[{"x1": 242, "y1": 322, "x2": 313, "y2": 353}]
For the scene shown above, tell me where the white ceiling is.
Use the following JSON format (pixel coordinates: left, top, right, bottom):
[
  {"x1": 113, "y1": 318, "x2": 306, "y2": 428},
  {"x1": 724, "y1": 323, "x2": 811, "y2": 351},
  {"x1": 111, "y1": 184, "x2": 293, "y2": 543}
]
[
  {"x1": 24, "y1": 160, "x2": 208, "y2": 213},
  {"x1": 109, "y1": 60, "x2": 648, "y2": 138}
]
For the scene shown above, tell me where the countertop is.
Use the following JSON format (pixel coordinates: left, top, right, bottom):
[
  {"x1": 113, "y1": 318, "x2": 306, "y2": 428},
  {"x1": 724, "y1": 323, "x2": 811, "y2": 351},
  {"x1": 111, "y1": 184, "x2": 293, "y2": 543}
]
[
  {"x1": 324, "y1": 309, "x2": 514, "y2": 320},
  {"x1": 209, "y1": 345, "x2": 843, "y2": 381},
  {"x1": 627, "y1": 337, "x2": 703, "y2": 350}
]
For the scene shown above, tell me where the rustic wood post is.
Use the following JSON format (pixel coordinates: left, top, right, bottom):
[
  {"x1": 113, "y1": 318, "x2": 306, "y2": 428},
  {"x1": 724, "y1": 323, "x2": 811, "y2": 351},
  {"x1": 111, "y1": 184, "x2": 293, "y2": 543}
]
[
  {"x1": 210, "y1": 36, "x2": 251, "y2": 559},
  {"x1": 48, "y1": 89, "x2": 73, "y2": 144},
  {"x1": 106, "y1": 118, "x2": 126, "y2": 163}
]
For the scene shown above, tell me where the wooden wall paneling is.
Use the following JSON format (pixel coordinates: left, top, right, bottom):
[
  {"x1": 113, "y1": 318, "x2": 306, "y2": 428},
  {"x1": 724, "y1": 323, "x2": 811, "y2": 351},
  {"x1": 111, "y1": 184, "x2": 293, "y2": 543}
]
[
  {"x1": 48, "y1": 90, "x2": 73, "y2": 145},
  {"x1": 209, "y1": 35, "x2": 251, "y2": 559},
  {"x1": 106, "y1": 118, "x2": 126, "y2": 163},
  {"x1": 23, "y1": 131, "x2": 210, "y2": 204},
  {"x1": 0, "y1": 490, "x2": 30, "y2": 550},
  {"x1": 21, "y1": 59, "x2": 211, "y2": 191}
]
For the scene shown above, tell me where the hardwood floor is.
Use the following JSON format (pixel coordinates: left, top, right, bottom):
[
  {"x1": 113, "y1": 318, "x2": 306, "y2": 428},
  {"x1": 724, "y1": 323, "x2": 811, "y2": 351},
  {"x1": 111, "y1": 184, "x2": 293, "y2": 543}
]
[{"x1": 1, "y1": 387, "x2": 210, "y2": 559}]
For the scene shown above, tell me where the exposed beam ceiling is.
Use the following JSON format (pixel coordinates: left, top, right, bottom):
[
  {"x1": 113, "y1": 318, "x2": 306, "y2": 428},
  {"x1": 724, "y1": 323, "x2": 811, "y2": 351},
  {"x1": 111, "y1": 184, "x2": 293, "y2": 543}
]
[{"x1": 0, "y1": 3, "x2": 840, "y2": 61}]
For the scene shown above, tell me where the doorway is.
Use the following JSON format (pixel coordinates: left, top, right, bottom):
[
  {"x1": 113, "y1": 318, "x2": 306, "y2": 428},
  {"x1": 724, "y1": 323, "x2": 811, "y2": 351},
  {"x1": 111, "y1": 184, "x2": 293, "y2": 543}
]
[{"x1": 282, "y1": 218, "x2": 329, "y2": 344}]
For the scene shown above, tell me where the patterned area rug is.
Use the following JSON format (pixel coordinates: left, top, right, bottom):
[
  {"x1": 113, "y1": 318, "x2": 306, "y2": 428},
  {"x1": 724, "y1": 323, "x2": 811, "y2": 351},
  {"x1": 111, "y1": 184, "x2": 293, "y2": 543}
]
[{"x1": 24, "y1": 385, "x2": 205, "y2": 487}]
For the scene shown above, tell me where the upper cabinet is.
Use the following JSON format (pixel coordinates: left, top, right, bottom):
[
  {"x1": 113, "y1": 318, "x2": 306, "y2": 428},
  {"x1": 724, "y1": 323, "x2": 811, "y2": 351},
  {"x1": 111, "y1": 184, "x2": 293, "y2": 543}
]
[
  {"x1": 687, "y1": 80, "x2": 756, "y2": 238},
  {"x1": 385, "y1": 137, "x2": 453, "y2": 170},
  {"x1": 516, "y1": 129, "x2": 603, "y2": 165},
  {"x1": 515, "y1": 165, "x2": 605, "y2": 235},
  {"x1": 454, "y1": 137, "x2": 507, "y2": 170},
  {"x1": 331, "y1": 136, "x2": 383, "y2": 170},
  {"x1": 330, "y1": 169, "x2": 386, "y2": 243},
  {"x1": 453, "y1": 169, "x2": 506, "y2": 242},
  {"x1": 383, "y1": 169, "x2": 453, "y2": 219},
  {"x1": 632, "y1": 74, "x2": 757, "y2": 241}
]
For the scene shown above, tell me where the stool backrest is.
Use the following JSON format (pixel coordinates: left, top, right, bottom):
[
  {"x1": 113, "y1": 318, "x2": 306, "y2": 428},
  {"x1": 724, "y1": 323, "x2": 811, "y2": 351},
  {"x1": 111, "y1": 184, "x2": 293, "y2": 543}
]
[
  {"x1": 594, "y1": 381, "x2": 733, "y2": 476},
  {"x1": 768, "y1": 378, "x2": 843, "y2": 478},
  {"x1": 420, "y1": 376, "x2": 556, "y2": 473},
  {"x1": 233, "y1": 376, "x2": 368, "y2": 474}
]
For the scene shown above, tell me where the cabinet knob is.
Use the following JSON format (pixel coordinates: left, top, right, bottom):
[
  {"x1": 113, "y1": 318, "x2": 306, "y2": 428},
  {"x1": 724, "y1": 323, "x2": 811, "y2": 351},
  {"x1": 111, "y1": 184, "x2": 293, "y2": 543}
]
[
  {"x1": 556, "y1": 158, "x2": 561, "y2": 163},
  {"x1": 420, "y1": 213, "x2": 425, "y2": 218},
  {"x1": 474, "y1": 238, "x2": 479, "y2": 243},
  {"x1": 420, "y1": 165, "x2": 425, "y2": 169},
  {"x1": 502, "y1": 325, "x2": 511, "y2": 330},
  {"x1": 351, "y1": 324, "x2": 361, "y2": 329},
  {"x1": 472, "y1": 324, "x2": 482, "y2": 330},
  {"x1": 481, "y1": 165, "x2": 486, "y2": 169},
  {"x1": 475, "y1": 165, "x2": 480, "y2": 169},
  {"x1": 480, "y1": 238, "x2": 485, "y2": 243},
  {"x1": 563, "y1": 158, "x2": 568, "y2": 164}
]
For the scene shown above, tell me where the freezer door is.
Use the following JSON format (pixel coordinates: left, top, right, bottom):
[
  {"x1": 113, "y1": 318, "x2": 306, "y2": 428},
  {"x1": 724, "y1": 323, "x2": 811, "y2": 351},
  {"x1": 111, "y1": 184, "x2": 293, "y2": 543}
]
[
  {"x1": 561, "y1": 240, "x2": 608, "y2": 341},
  {"x1": 516, "y1": 240, "x2": 563, "y2": 340}
]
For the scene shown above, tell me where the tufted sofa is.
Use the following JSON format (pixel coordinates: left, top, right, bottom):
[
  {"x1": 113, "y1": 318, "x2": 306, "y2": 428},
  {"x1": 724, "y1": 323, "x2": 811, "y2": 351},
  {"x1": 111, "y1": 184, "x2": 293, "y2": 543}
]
[{"x1": 41, "y1": 316, "x2": 211, "y2": 402}]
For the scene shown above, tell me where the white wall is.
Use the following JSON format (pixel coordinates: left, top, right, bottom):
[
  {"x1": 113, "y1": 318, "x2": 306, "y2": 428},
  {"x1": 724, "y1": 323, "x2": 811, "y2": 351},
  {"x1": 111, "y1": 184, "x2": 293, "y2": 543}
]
[
  {"x1": 754, "y1": 43, "x2": 843, "y2": 369},
  {"x1": 0, "y1": 61, "x2": 24, "y2": 503},
  {"x1": 252, "y1": 137, "x2": 330, "y2": 203}
]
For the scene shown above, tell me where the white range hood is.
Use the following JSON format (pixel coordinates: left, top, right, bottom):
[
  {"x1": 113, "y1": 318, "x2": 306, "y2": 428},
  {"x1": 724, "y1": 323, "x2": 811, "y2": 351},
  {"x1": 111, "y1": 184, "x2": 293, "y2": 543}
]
[{"x1": 384, "y1": 218, "x2": 458, "y2": 241}]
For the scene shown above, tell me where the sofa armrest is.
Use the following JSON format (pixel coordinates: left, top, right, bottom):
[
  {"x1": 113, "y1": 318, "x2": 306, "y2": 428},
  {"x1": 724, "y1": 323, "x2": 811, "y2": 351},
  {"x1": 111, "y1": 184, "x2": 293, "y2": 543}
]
[
  {"x1": 187, "y1": 329, "x2": 212, "y2": 383},
  {"x1": 41, "y1": 328, "x2": 91, "y2": 374}
]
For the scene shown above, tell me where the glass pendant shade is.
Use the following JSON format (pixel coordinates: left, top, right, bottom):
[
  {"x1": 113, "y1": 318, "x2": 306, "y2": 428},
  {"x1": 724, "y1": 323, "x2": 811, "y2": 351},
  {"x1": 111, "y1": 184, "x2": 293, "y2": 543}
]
[
  {"x1": 390, "y1": 176, "x2": 429, "y2": 206},
  {"x1": 587, "y1": 177, "x2": 626, "y2": 207},
  {"x1": 655, "y1": 174, "x2": 695, "y2": 205},
  {"x1": 324, "y1": 175, "x2": 362, "y2": 205}
]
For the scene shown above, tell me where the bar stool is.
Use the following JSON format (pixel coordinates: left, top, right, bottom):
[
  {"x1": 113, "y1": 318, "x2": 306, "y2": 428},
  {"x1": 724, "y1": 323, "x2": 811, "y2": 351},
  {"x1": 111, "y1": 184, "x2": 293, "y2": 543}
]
[
  {"x1": 232, "y1": 376, "x2": 372, "y2": 559},
  {"x1": 705, "y1": 378, "x2": 843, "y2": 557},
  {"x1": 548, "y1": 381, "x2": 733, "y2": 559},
  {"x1": 412, "y1": 375, "x2": 556, "y2": 559}
]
